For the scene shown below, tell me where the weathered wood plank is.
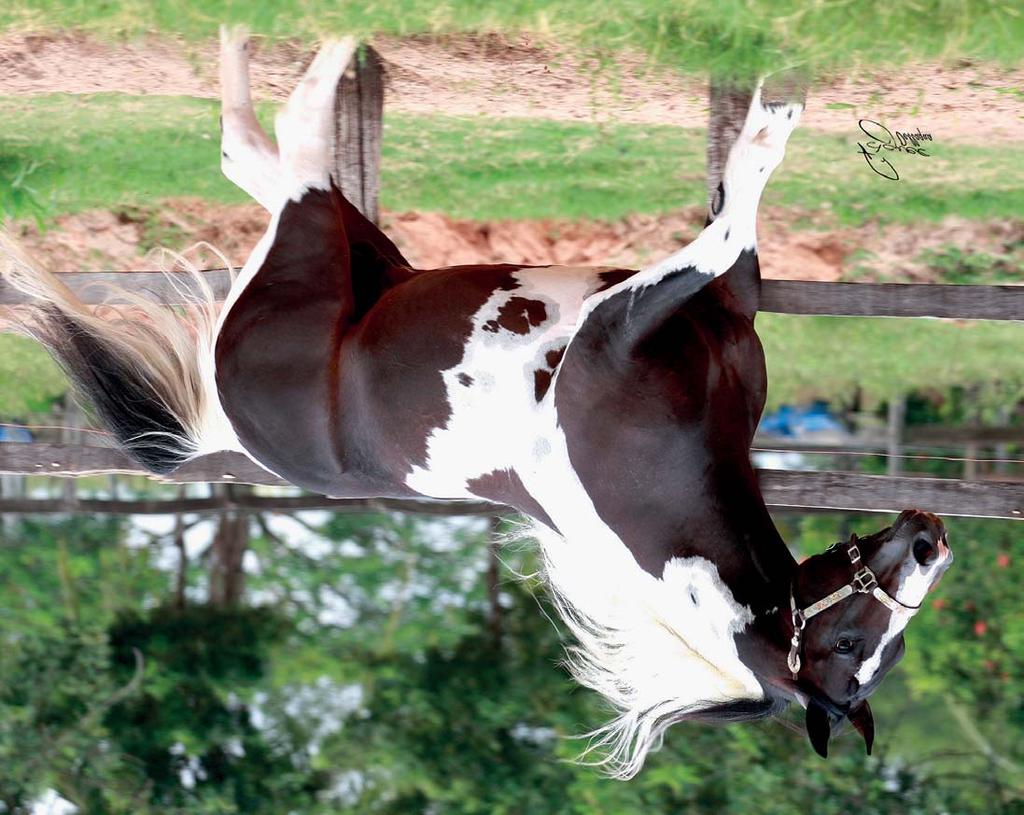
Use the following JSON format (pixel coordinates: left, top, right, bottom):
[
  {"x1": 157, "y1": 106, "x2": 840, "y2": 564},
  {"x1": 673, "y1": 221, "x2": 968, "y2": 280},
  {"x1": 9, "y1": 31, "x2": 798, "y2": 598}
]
[
  {"x1": 759, "y1": 469, "x2": 1024, "y2": 520},
  {"x1": 904, "y1": 425, "x2": 1024, "y2": 445},
  {"x1": 333, "y1": 44, "x2": 384, "y2": 223},
  {"x1": 0, "y1": 494, "x2": 499, "y2": 517},
  {"x1": 760, "y1": 280, "x2": 1024, "y2": 321},
  {"x1": 2, "y1": 444, "x2": 1022, "y2": 518},
  {"x1": 4, "y1": 275, "x2": 1022, "y2": 321},
  {"x1": 0, "y1": 443, "x2": 283, "y2": 484},
  {"x1": 0, "y1": 270, "x2": 235, "y2": 306}
]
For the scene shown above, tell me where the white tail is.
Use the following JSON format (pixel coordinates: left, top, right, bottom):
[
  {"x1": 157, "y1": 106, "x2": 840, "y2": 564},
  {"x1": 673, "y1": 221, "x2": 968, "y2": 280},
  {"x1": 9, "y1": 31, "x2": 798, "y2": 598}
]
[{"x1": 0, "y1": 233, "x2": 241, "y2": 473}]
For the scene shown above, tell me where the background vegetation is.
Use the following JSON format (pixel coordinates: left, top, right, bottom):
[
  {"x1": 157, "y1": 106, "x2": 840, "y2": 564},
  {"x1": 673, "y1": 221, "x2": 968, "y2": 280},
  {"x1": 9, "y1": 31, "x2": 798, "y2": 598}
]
[{"x1": 1, "y1": 510, "x2": 1021, "y2": 814}]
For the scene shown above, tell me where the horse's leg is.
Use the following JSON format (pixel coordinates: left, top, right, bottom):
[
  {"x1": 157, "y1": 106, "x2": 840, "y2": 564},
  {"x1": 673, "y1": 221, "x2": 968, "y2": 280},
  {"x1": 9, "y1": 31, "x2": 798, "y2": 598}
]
[
  {"x1": 219, "y1": 28, "x2": 410, "y2": 276},
  {"x1": 272, "y1": 38, "x2": 358, "y2": 193},
  {"x1": 213, "y1": 38, "x2": 370, "y2": 490},
  {"x1": 574, "y1": 81, "x2": 803, "y2": 347},
  {"x1": 220, "y1": 26, "x2": 356, "y2": 207},
  {"x1": 219, "y1": 25, "x2": 283, "y2": 211}
]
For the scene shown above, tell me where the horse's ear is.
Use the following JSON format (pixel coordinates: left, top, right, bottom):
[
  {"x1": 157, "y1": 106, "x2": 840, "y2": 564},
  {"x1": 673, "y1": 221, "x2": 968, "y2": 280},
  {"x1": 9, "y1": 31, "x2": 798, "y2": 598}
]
[
  {"x1": 848, "y1": 701, "x2": 875, "y2": 755},
  {"x1": 805, "y1": 698, "x2": 833, "y2": 758}
]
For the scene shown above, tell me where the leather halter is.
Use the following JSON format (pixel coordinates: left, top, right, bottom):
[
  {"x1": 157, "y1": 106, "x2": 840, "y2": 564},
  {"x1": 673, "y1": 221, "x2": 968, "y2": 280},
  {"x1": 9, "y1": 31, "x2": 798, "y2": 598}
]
[{"x1": 787, "y1": 536, "x2": 921, "y2": 679}]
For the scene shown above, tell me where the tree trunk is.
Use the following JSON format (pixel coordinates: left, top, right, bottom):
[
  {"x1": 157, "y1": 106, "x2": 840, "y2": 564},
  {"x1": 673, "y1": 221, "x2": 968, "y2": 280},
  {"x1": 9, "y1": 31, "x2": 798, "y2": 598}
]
[
  {"x1": 887, "y1": 394, "x2": 906, "y2": 477},
  {"x1": 706, "y1": 80, "x2": 754, "y2": 212},
  {"x1": 60, "y1": 400, "x2": 83, "y2": 511},
  {"x1": 208, "y1": 485, "x2": 250, "y2": 608},
  {"x1": 174, "y1": 487, "x2": 187, "y2": 611},
  {"x1": 486, "y1": 516, "x2": 504, "y2": 649}
]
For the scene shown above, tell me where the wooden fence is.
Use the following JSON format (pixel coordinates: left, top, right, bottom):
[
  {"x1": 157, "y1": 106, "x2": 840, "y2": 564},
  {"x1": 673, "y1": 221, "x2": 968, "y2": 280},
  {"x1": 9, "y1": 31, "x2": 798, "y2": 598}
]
[
  {"x1": 1, "y1": 441, "x2": 1022, "y2": 519},
  {"x1": 5, "y1": 270, "x2": 1024, "y2": 322},
  {"x1": 1, "y1": 44, "x2": 1022, "y2": 521}
]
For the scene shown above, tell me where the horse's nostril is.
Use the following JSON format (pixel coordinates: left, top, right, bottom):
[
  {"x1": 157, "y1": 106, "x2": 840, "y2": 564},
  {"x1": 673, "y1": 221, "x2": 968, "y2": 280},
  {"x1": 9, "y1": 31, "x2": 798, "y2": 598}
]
[{"x1": 913, "y1": 536, "x2": 937, "y2": 567}]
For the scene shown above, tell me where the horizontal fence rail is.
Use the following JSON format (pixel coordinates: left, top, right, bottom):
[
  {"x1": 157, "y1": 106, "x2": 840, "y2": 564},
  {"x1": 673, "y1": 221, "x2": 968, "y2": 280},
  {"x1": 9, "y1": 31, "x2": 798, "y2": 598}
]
[
  {"x1": 2, "y1": 443, "x2": 1022, "y2": 520},
  {"x1": 0, "y1": 493, "x2": 498, "y2": 517},
  {"x1": 759, "y1": 280, "x2": 1024, "y2": 321},
  {"x1": 2, "y1": 273, "x2": 1023, "y2": 321}
]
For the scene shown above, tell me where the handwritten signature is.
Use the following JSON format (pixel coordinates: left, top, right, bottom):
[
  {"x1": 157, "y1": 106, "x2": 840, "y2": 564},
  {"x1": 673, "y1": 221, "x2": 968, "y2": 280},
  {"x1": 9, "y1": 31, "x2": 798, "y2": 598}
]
[{"x1": 856, "y1": 120, "x2": 933, "y2": 181}]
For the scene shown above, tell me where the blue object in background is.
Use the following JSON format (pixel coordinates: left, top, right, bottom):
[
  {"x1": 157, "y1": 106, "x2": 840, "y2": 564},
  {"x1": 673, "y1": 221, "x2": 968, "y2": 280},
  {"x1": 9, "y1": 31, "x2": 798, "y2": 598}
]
[
  {"x1": 758, "y1": 400, "x2": 846, "y2": 438},
  {"x1": 0, "y1": 424, "x2": 33, "y2": 443}
]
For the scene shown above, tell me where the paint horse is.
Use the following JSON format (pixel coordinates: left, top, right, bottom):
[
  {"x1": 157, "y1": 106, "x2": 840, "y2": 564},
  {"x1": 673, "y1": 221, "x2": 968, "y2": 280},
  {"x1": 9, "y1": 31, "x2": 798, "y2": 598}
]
[{"x1": 0, "y1": 29, "x2": 952, "y2": 777}]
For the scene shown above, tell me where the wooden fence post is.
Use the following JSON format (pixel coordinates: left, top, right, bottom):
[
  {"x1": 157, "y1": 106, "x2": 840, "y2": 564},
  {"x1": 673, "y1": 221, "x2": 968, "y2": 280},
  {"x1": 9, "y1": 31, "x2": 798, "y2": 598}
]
[
  {"x1": 60, "y1": 400, "x2": 83, "y2": 510},
  {"x1": 706, "y1": 81, "x2": 753, "y2": 210},
  {"x1": 887, "y1": 393, "x2": 906, "y2": 477},
  {"x1": 333, "y1": 44, "x2": 384, "y2": 224}
]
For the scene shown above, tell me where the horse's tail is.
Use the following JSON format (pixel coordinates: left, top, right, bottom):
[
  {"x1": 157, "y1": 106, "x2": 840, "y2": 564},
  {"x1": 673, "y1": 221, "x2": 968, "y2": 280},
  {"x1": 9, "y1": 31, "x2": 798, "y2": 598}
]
[{"x1": 0, "y1": 232, "x2": 240, "y2": 474}]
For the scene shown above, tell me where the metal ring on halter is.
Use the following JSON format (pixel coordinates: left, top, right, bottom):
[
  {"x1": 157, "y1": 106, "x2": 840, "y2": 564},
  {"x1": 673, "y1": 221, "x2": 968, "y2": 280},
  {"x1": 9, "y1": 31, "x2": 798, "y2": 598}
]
[{"x1": 788, "y1": 536, "x2": 921, "y2": 680}]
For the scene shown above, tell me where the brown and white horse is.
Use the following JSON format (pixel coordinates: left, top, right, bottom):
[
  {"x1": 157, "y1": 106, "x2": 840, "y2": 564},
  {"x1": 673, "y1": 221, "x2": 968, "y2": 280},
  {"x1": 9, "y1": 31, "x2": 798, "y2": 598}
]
[{"x1": 0, "y1": 29, "x2": 952, "y2": 776}]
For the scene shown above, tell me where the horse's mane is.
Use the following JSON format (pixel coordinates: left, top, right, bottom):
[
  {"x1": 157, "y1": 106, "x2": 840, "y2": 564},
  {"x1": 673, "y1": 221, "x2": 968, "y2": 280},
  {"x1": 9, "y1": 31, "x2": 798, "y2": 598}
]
[{"x1": 517, "y1": 521, "x2": 774, "y2": 779}]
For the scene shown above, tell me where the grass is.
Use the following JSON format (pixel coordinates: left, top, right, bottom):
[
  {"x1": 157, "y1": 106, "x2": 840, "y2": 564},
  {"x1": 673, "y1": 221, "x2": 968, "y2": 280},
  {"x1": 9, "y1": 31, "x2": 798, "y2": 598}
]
[
  {"x1": 913, "y1": 243, "x2": 1024, "y2": 285},
  {"x1": 759, "y1": 313, "x2": 1024, "y2": 410},
  {"x1": 0, "y1": 335, "x2": 65, "y2": 417},
  {"x1": 1, "y1": 0, "x2": 1022, "y2": 80},
  {"x1": 2, "y1": 93, "x2": 1024, "y2": 225}
]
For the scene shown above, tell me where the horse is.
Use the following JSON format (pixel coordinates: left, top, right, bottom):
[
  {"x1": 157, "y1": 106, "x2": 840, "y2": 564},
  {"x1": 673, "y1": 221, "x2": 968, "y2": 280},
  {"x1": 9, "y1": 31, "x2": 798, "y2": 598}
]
[{"x1": 0, "y1": 28, "x2": 952, "y2": 777}]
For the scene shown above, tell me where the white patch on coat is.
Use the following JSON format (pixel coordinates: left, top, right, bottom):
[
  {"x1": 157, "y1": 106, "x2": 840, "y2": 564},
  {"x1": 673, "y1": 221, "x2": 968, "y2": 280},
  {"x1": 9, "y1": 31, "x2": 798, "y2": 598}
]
[
  {"x1": 529, "y1": 522, "x2": 763, "y2": 779},
  {"x1": 218, "y1": 30, "x2": 355, "y2": 208},
  {"x1": 404, "y1": 265, "x2": 600, "y2": 498},
  {"x1": 219, "y1": 26, "x2": 283, "y2": 212},
  {"x1": 855, "y1": 543, "x2": 953, "y2": 685}
]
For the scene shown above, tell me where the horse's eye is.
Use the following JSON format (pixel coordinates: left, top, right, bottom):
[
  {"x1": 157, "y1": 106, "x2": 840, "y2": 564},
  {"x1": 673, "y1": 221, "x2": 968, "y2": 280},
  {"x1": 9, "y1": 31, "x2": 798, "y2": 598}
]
[{"x1": 835, "y1": 638, "x2": 855, "y2": 654}]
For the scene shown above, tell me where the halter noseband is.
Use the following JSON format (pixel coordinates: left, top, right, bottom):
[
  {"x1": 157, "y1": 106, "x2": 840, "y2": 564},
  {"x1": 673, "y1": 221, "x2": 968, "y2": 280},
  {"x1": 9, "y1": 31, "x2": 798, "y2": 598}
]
[{"x1": 787, "y1": 536, "x2": 920, "y2": 679}]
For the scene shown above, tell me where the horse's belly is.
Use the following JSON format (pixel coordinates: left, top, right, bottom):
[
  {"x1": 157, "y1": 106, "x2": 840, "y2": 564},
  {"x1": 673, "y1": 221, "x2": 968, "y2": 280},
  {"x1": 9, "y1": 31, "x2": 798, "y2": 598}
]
[{"x1": 357, "y1": 264, "x2": 630, "y2": 499}]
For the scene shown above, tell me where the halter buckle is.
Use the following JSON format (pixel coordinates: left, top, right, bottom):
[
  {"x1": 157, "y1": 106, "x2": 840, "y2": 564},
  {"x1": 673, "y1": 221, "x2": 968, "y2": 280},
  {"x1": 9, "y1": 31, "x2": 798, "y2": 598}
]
[
  {"x1": 847, "y1": 544, "x2": 862, "y2": 564},
  {"x1": 852, "y1": 567, "x2": 878, "y2": 594}
]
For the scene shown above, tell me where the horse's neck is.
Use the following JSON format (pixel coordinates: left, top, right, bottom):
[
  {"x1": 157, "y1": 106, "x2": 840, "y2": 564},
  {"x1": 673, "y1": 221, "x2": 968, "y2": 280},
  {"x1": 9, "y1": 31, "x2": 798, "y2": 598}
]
[{"x1": 630, "y1": 458, "x2": 795, "y2": 611}]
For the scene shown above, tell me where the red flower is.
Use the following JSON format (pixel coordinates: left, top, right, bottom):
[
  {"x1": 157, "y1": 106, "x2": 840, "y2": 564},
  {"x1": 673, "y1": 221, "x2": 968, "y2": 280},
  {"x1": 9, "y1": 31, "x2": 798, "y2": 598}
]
[
  {"x1": 932, "y1": 598, "x2": 948, "y2": 611},
  {"x1": 974, "y1": 621, "x2": 988, "y2": 636},
  {"x1": 997, "y1": 553, "x2": 1011, "y2": 568}
]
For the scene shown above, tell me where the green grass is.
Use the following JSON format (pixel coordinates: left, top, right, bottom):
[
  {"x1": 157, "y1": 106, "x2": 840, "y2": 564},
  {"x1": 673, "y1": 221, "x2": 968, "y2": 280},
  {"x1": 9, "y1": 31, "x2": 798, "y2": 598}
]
[
  {"x1": 2, "y1": 0, "x2": 1022, "y2": 80},
  {"x1": 2, "y1": 93, "x2": 1024, "y2": 225},
  {"x1": 0, "y1": 335, "x2": 65, "y2": 416},
  {"x1": 759, "y1": 313, "x2": 1024, "y2": 409}
]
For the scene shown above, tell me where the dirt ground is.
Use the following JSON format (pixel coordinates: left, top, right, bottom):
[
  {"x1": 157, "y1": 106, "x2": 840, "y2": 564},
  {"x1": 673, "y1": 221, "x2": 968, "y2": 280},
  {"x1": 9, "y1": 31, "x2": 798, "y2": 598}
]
[
  {"x1": 7, "y1": 198, "x2": 1022, "y2": 285},
  {"x1": 1, "y1": 31, "x2": 1023, "y2": 143}
]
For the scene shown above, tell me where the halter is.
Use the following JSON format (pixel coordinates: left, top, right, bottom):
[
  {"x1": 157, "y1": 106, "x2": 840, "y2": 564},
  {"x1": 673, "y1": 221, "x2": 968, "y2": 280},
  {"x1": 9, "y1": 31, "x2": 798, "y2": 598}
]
[{"x1": 787, "y1": 536, "x2": 920, "y2": 679}]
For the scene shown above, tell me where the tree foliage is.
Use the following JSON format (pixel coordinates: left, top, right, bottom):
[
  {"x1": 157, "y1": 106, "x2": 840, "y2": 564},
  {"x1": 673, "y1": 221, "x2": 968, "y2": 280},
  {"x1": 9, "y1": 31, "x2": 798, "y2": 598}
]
[{"x1": 0, "y1": 510, "x2": 1021, "y2": 813}]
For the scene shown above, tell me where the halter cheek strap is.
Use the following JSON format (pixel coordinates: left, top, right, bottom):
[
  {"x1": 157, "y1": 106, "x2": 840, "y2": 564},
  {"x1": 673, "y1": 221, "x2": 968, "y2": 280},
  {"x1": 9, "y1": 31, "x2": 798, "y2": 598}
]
[{"x1": 787, "y1": 539, "x2": 921, "y2": 679}]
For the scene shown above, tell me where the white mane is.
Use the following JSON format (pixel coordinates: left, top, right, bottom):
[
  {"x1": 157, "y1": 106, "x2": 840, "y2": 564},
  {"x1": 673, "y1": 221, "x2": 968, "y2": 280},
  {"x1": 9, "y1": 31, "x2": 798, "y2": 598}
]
[{"x1": 524, "y1": 521, "x2": 766, "y2": 779}]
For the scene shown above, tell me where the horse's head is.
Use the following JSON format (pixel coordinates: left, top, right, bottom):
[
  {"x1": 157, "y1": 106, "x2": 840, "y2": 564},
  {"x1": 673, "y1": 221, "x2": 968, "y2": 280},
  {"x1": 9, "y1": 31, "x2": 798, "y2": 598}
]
[{"x1": 788, "y1": 509, "x2": 952, "y2": 757}]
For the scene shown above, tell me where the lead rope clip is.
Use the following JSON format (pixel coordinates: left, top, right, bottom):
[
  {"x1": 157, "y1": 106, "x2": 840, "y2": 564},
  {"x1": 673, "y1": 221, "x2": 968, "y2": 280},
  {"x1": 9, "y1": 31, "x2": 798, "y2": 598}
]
[{"x1": 788, "y1": 603, "x2": 805, "y2": 678}]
